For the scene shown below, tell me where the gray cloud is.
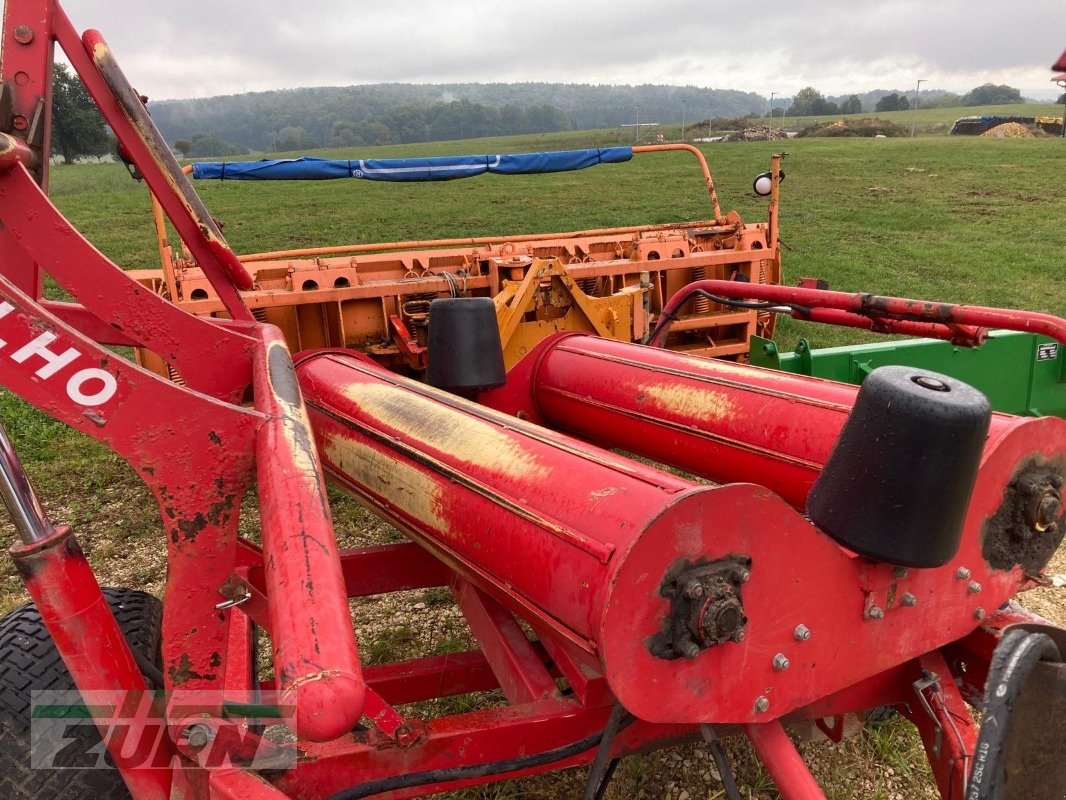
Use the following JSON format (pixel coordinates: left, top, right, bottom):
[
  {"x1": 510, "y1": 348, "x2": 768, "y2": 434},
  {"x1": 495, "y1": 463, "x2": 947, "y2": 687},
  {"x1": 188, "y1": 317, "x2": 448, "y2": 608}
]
[{"x1": 63, "y1": 0, "x2": 1065, "y2": 100}]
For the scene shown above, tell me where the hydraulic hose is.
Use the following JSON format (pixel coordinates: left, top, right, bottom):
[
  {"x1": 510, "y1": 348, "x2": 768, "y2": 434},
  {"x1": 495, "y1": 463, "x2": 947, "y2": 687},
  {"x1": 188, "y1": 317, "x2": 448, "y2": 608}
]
[{"x1": 327, "y1": 712, "x2": 637, "y2": 800}]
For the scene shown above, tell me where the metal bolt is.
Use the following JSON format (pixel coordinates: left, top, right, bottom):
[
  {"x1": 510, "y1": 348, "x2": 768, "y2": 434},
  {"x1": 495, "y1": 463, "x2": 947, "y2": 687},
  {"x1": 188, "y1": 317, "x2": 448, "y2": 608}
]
[
  {"x1": 912, "y1": 375, "x2": 950, "y2": 392},
  {"x1": 13, "y1": 26, "x2": 33, "y2": 44},
  {"x1": 683, "y1": 580, "x2": 705, "y2": 599},
  {"x1": 956, "y1": 567, "x2": 971, "y2": 580},
  {"x1": 868, "y1": 605, "x2": 885, "y2": 620},
  {"x1": 680, "y1": 641, "x2": 701, "y2": 659},
  {"x1": 732, "y1": 630, "x2": 746, "y2": 644},
  {"x1": 893, "y1": 566, "x2": 909, "y2": 579},
  {"x1": 184, "y1": 723, "x2": 212, "y2": 749},
  {"x1": 773, "y1": 653, "x2": 790, "y2": 671},
  {"x1": 968, "y1": 581, "x2": 982, "y2": 594},
  {"x1": 974, "y1": 608, "x2": 986, "y2": 621},
  {"x1": 753, "y1": 696, "x2": 770, "y2": 713},
  {"x1": 901, "y1": 593, "x2": 917, "y2": 607},
  {"x1": 794, "y1": 624, "x2": 811, "y2": 641}
]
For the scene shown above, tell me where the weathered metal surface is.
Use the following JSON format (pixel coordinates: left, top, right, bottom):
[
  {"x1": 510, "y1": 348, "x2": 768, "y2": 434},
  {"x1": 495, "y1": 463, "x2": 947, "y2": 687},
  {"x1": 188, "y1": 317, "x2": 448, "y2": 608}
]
[
  {"x1": 10, "y1": 525, "x2": 173, "y2": 798},
  {"x1": 0, "y1": 4, "x2": 1065, "y2": 798},
  {"x1": 252, "y1": 328, "x2": 365, "y2": 742},
  {"x1": 299, "y1": 346, "x2": 1065, "y2": 728},
  {"x1": 646, "y1": 555, "x2": 750, "y2": 660},
  {"x1": 483, "y1": 332, "x2": 1037, "y2": 511},
  {"x1": 66, "y1": 17, "x2": 254, "y2": 316}
]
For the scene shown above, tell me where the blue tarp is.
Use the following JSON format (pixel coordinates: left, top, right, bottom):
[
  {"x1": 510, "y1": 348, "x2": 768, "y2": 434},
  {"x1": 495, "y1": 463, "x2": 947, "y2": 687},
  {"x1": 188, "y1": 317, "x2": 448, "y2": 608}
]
[{"x1": 190, "y1": 147, "x2": 633, "y2": 182}]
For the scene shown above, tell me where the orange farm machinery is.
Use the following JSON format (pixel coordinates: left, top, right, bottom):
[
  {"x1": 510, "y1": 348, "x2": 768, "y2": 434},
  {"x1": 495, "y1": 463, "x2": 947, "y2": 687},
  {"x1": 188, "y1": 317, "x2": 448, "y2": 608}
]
[{"x1": 0, "y1": 4, "x2": 1063, "y2": 800}]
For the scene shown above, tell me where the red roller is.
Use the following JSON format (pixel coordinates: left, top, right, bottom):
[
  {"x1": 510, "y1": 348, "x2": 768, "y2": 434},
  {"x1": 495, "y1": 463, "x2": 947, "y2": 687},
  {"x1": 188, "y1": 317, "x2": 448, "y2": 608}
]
[
  {"x1": 295, "y1": 348, "x2": 1061, "y2": 728},
  {"x1": 484, "y1": 333, "x2": 1023, "y2": 509},
  {"x1": 296, "y1": 349, "x2": 705, "y2": 656}
]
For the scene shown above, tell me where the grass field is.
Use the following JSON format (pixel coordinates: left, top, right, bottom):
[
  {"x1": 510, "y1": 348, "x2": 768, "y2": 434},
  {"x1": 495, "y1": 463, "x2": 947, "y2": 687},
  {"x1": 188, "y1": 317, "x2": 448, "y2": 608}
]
[{"x1": 1, "y1": 131, "x2": 1065, "y2": 799}]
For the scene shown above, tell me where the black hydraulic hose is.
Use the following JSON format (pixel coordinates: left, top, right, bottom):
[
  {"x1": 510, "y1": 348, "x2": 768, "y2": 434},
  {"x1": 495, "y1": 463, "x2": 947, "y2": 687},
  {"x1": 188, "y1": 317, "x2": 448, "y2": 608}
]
[
  {"x1": 649, "y1": 287, "x2": 802, "y2": 347},
  {"x1": 327, "y1": 711, "x2": 638, "y2": 800},
  {"x1": 582, "y1": 703, "x2": 630, "y2": 800},
  {"x1": 590, "y1": 759, "x2": 620, "y2": 800},
  {"x1": 700, "y1": 724, "x2": 743, "y2": 800},
  {"x1": 967, "y1": 629, "x2": 1061, "y2": 800}
]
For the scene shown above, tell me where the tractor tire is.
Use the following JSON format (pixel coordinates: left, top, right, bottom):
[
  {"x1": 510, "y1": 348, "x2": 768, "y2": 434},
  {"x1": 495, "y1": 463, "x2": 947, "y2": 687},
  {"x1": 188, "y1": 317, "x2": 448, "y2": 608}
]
[{"x1": 0, "y1": 588, "x2": 162, "y2": 800}]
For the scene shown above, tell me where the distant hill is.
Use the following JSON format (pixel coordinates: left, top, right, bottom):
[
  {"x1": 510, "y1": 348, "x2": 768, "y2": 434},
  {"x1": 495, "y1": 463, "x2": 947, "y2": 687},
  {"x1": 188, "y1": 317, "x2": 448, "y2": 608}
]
[{"x1": 149, "y1": 83, "x2": 768, "y2": 153}]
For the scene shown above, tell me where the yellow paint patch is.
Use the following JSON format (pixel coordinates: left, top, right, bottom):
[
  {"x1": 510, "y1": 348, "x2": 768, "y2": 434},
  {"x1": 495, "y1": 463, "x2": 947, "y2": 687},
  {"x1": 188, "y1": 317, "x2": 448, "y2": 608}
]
[
  {"x1": 323, "y1": 433, "x2": 447, "y2": 533},
  {"x1": 683, "y1": 357, "x2": 800, "y2": 384},
  {"x1": 341, "y1": 381, "x2": 552, "y2": 482},
  {"x1": 638, "y1": 382, "x2": 736, "y2": 424}
]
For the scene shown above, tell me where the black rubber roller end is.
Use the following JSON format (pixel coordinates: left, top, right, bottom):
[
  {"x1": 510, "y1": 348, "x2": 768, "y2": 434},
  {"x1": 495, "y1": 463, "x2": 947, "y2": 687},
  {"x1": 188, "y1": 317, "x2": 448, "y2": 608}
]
[
  {"x1": 426, "y1": 297, "x2": 506, "y2": 394},
  {"x1": 807, "y1": 365, "x2": 992, "y2": 568}
]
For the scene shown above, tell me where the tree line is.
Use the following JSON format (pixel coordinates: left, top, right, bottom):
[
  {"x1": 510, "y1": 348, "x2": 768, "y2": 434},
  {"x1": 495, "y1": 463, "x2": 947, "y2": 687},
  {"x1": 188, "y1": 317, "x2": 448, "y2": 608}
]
[
  {"x1": 47, "y1": 61, "x2": 1040, "y2": 162},
  {"x1": 147, "y1": 82, "x2": 766, "y2": 154},
  {"x1": 784, "y1": 83, "x2": 1026, "y2": 117}
]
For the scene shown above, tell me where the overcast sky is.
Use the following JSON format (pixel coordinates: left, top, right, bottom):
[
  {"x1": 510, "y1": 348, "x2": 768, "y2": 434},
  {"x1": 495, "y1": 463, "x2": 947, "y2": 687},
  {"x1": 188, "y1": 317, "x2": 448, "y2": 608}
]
[{"x1": 65, "y1": 1, "x2": 1065, "y2": 102}]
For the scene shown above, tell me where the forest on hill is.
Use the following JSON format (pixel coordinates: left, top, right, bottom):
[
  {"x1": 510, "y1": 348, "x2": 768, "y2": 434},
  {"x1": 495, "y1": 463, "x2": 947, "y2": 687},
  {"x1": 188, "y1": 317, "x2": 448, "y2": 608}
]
[{"x1": 149, "y1": 82, "x2": 767, "y2": 153}]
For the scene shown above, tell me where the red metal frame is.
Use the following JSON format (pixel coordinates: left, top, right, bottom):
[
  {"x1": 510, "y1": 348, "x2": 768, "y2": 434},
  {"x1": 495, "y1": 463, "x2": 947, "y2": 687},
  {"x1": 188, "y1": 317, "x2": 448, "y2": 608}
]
[
  {"x1": 647, "y1": 279, "x2": 1066, "y2": 349},
  {"x1": 0, "y1": 3, "x2": 1063, "y2": 799}
]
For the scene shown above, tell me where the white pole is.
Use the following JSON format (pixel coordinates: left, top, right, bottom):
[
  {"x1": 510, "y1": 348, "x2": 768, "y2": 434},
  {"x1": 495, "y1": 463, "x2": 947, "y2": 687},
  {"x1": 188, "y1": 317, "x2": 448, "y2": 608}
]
[
  {"x1": 681, "y1": 100, "x2": 686, "y2": 141},
  {"x1": 768, "y1": 92, "x2": 775, "y2": 141},
  {"x1": 910, "y1": 79, "x2": 926, "y2": 138}
]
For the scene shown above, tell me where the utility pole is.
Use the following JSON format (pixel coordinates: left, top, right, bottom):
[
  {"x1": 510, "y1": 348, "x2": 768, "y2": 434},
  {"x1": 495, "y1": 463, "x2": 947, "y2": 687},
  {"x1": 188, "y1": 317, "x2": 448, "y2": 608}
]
[
  {"x1": 681, "y1": 100, "x2": 686, "y2": 141},
  {"x1": 635, "y1": 104, "x2": 640, "y2": 143},
  {"x1": 910, "y1": 79, "x2": 926, "y2": 138},
  {"x1": 768, "y1": 92, "x2": 775, "y2": 141}
]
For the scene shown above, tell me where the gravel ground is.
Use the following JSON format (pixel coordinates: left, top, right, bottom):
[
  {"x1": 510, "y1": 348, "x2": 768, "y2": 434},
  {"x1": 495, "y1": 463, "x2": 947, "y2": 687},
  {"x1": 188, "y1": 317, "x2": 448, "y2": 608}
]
[{"x1": 0, "y1": 443, "x2": 1063, "y2": 799}]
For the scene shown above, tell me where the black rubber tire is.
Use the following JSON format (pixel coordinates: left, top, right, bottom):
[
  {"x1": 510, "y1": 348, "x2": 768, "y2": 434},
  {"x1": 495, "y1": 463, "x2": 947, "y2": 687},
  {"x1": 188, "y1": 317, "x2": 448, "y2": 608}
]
[{"x1": 0, "y1": 588, "x2": 162, "y2": 800}]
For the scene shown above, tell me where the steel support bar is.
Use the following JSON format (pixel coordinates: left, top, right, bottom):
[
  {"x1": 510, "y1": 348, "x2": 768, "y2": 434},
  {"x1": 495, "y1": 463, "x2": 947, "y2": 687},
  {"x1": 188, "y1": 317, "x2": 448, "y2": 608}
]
[
  {"x1": 453, "y1": 577, "x2": 559, "y2": 705},
  {"x1": 10, "y1": 526, "x2": 172, "y2": 799},
  {"x1": 743, "y1": 721, "x2": 827, "y2": 800},
  {"x1": 252, "y1": 327, "x2": 364, "y2": 742}
]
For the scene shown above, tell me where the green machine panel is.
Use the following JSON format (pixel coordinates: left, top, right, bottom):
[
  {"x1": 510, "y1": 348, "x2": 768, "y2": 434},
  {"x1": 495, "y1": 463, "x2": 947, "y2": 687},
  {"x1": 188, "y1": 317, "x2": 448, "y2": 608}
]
[{"x1": 750, "y1": 331, "x2": 1066, "y2": 418}]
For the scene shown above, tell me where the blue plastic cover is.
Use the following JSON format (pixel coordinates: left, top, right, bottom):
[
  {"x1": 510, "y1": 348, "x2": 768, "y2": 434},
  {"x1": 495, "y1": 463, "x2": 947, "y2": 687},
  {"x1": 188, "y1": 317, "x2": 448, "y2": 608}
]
[{"x1": 190, "y1": 147, "x2": 633, "y2": 182}]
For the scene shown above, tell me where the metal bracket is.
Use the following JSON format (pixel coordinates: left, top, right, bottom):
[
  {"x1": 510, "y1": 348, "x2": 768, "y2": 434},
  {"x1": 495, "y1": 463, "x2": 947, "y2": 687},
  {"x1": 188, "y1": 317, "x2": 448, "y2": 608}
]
[{"x1": 912, "y1": 669, "x2": 944, "y2": 757}]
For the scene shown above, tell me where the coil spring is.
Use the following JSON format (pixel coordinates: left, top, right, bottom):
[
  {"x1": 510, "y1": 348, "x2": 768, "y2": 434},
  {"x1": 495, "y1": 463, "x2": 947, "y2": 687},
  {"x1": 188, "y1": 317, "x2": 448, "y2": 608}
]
[{"x1": 691, "y1": 267, "x2": 709, "y2": 313}]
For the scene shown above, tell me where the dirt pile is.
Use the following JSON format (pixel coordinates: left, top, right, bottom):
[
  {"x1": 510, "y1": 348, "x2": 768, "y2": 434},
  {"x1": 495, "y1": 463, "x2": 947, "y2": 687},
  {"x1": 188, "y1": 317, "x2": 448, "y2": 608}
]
[
  {"x1": 797, "y1": 118, "x2": 906, "y2": 137},
  {"x1": 981, "y1": 122, "x2": 1038, "y2": 138},
  {"x1": 721, "y1": 125, "x2": 789, "y2": 142}
]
